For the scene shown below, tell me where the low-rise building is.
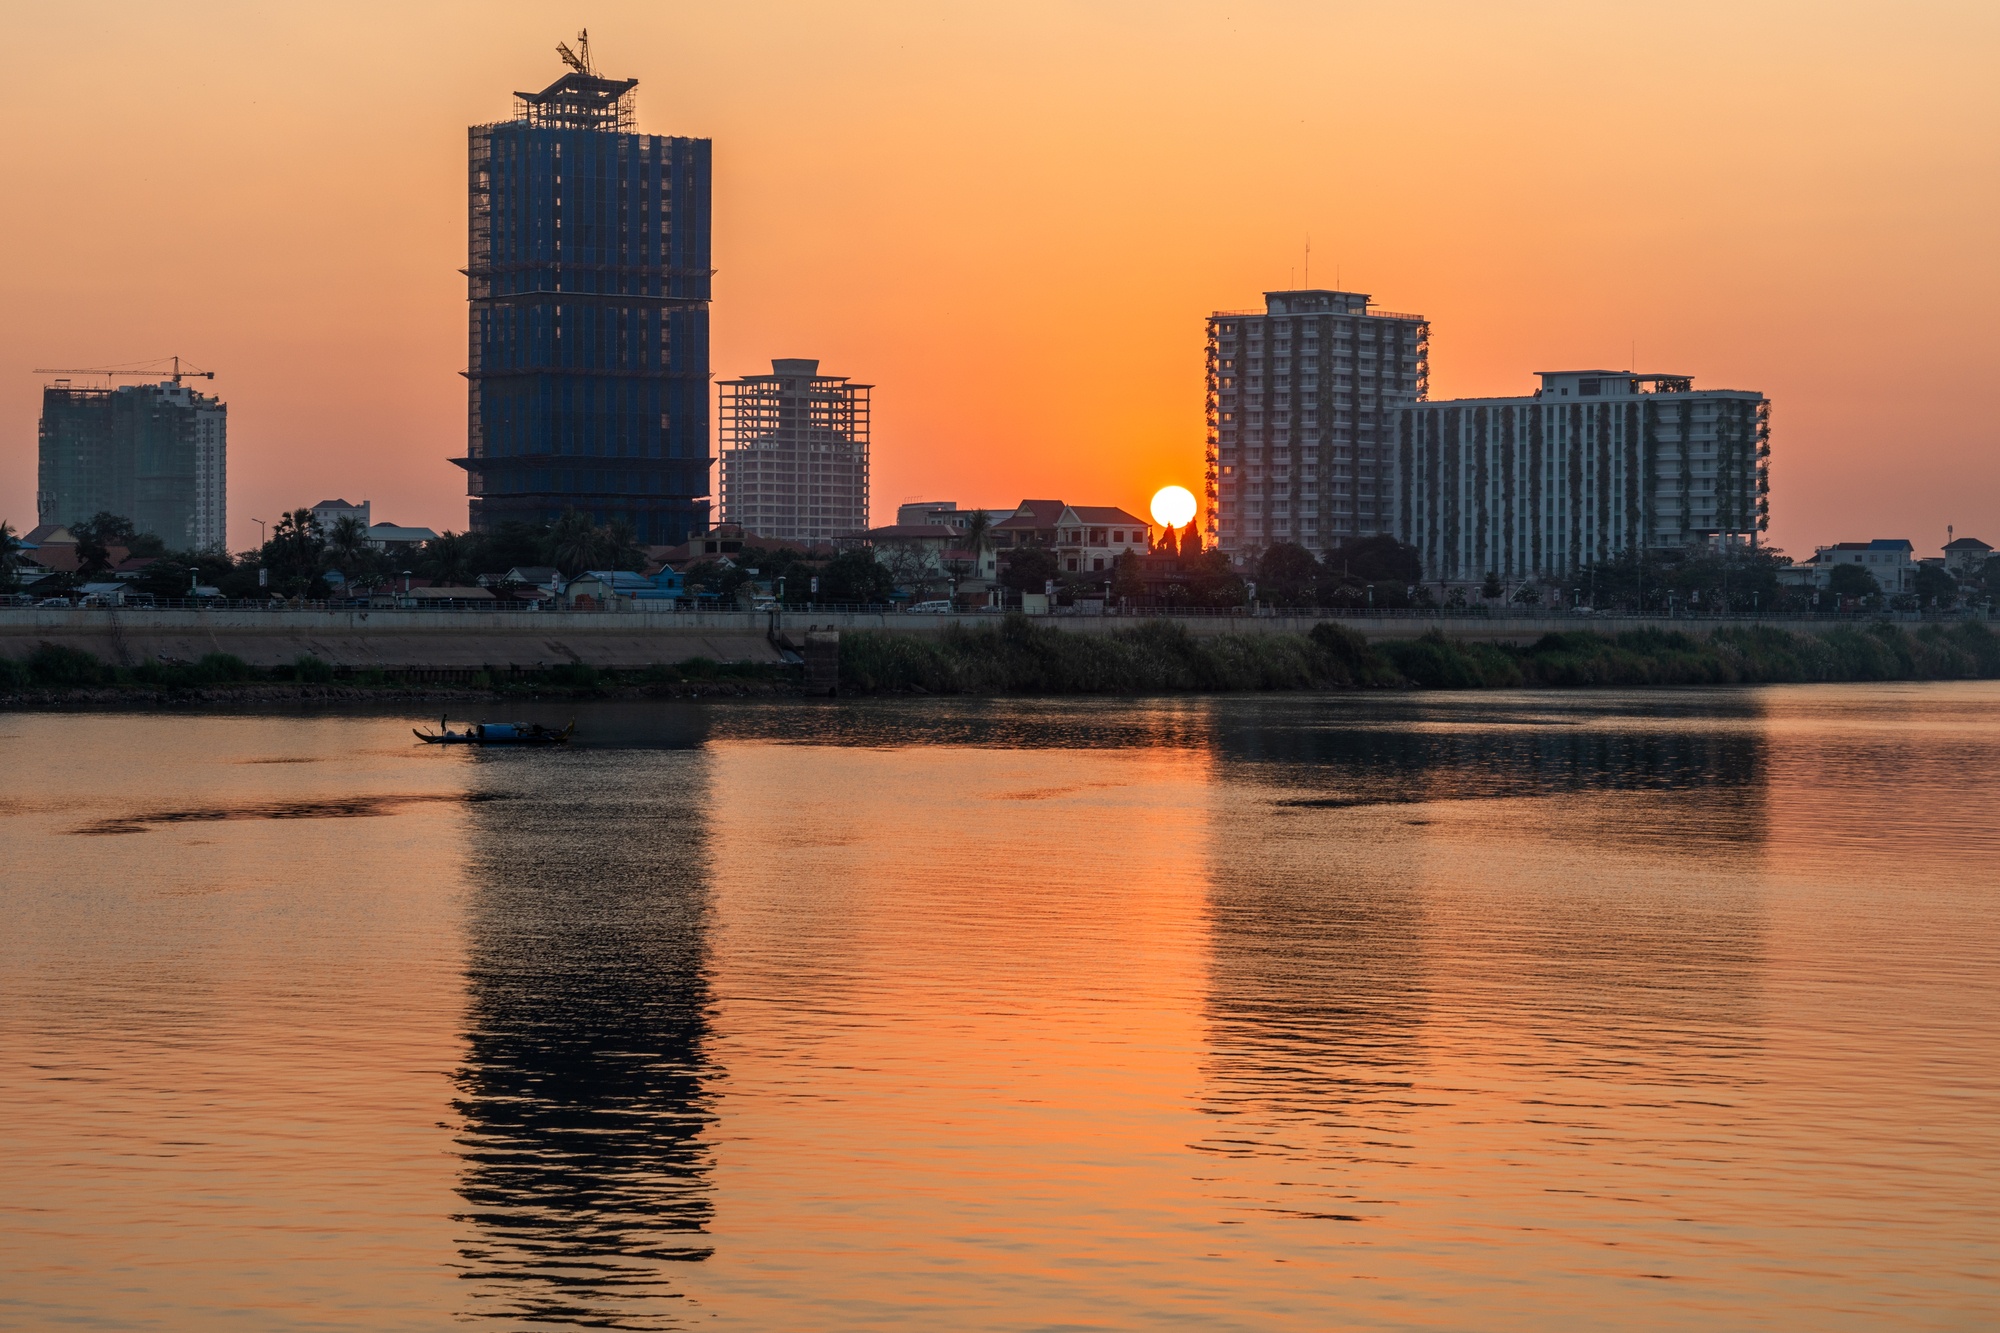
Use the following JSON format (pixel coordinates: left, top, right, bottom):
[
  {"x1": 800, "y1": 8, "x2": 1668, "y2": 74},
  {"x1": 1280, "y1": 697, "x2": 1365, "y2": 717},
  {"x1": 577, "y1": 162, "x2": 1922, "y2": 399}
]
[
  {"x1": 366, "y1": 522, "x2": 439, "y2": 553},
  {"x1": 990, "y1": 499, "x2": 1068, "y2": 549},
  {"x1": 1053, "y1": 506, "x2": 1152, "y2": 575},
  {"x1": 19, "y1": 524, "x2": 78, "y2": 573},
  {"x1": 564, "y1": 568, "x2": 686, "y2": 609},
  {"x1": 1943, "y1": 535, "x2": 1992, "y2": 579},
  {"x1": 1805, "y1": 539, "x2": 1917, "y2": 597},
  {"x1": 309, "y1": 499, "x2": 371, "y2": 535}
]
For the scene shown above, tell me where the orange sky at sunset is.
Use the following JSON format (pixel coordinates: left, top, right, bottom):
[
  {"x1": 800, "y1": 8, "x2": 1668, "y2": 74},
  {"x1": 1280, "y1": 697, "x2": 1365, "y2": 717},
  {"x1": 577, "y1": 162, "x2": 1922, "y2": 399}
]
[{"x1": 2, "y1": 1, "x2": 1994, "y2": 557}]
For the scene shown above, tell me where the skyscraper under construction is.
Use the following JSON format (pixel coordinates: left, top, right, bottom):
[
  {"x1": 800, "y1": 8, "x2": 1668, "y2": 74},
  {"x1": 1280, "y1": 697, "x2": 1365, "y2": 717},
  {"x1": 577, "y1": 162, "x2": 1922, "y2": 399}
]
[
  {"x1": 718, "y1": 359, "x2": 871, "y2": 543},
  {"x1": 455, "y1": 36, "x2": 713, "y2": 545},
  {"x1": 38, "y1": 375, "x2": 227, "y2": 552}
]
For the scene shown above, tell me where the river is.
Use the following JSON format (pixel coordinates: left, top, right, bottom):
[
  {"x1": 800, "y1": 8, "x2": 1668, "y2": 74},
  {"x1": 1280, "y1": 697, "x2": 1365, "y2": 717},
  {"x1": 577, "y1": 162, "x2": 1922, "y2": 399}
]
[{"x1": 2, "y1": 685, "x2": 1996, "y2": 1330}]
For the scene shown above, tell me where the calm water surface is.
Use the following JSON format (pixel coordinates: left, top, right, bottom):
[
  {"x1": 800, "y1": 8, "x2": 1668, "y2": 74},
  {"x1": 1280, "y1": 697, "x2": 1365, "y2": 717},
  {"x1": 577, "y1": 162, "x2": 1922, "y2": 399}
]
[{"x1": 2, "y1": 685, "x2": 1996, "y2": 1330}]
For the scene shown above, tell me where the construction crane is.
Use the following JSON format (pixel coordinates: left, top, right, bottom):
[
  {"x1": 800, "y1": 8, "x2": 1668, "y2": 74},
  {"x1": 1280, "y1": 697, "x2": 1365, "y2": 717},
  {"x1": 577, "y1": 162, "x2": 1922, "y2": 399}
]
[
  {"x1": 557, "y1": 28, "x2": 594, "y2": 77},
  {"x1": 32, "y1": 355, "x2": 214, "y2": 386}
]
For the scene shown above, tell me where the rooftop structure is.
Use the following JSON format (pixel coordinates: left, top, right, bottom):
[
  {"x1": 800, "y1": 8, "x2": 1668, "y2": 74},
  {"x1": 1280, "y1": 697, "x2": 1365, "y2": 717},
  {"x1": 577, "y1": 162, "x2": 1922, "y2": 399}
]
[
  {"x1": 1209, "y1": 290, "x2": 1430, "y2": 566},
  {"x1": 455, "y1": 39, "x2": 713, "y2": 546},
  {"x1": 719, "y1": 359, "x2": 871, "y2": 544}
]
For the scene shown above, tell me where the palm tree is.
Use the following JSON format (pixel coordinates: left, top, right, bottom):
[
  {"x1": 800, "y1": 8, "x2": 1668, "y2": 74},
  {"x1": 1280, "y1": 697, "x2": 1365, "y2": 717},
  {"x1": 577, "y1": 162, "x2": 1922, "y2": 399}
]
[
  {"x1": 548, "y1": 509, "x2": 601, "y2": 578},
  {"x1": 602, "y1": 518, "x2": 645, "y2": 571},
  {"x1": 325, "y1": 515, "x2": 371, "y2": 583},
  {"x1": 962, "y1": 508, "x2": 992, "y2": 584},
  {"x1": 422, "y1": 531, "x2": 475, "y2": 586}
]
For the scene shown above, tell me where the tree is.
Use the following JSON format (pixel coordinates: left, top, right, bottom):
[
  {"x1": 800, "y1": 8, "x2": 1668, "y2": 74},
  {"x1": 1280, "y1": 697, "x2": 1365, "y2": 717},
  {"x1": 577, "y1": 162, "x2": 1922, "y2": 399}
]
[
  {"x1": 0, "y1": 520, "x2": 19, "y2": 592},
  {"x1": 548, "y1": 509, "x2": 604, "y2": 577},
  {"x1": 1154, "y1": 524, "x2": 1178, "y2": 557},
  {"x1": 602, "y1": 518, "x2": 646, "y2": 572},
  {"x1": 999, "y1": 545, "x2": 1060, "y2": 594},
  {"x1": 420, "y1": 531, "x2": 476, "y2": 587},
  {"x1": 1914, "y1": 563, "x2": 1957, "y2": 610},
  {"x1": 1179, "y1": 521, "x2": 1203, "y2": 556},
  {"x1": 1185, "y1": 549, "x2": 1245, "y2": 608},
  {"x1": 1332, "y1": 534, "x2": 1422, "y2": 584},
  {"x1": 325, "y1": 516, "x2": 375, "y2": 584},
  {"x1": 1255, "y1": 542, "x2": 1320, "y2": 607},
  {"x1": 261, "y1": 509, "x2": 327, "y2": 596},
  {"x1": 1825, "y1": 562, "x2": 1880, "y2": 608},
  {"x1": 72, "y1": 512, "x2": 145, "y2": 579},
  {"x1": 962, "y1": 508, "x2": 993, "y2": 583},
  {"x1": 818, "y1": 548, "x2": 893, "y2": 604},
  {"x1": 1110, "y1": 549, "x2": 1145, "y2": 601},
  {"x1": 477, "y1": 521, "x2": 552, "y2": 577},
  {"x1": 1480, "y1": 570, "x2": 1504, "y2": 603}
]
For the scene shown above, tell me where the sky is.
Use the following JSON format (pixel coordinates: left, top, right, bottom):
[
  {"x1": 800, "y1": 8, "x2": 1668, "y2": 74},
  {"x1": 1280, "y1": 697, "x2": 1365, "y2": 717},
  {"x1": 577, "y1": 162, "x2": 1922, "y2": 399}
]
[{"x1": 1, "y1": 0, "x2": 1995, "y2": 557}]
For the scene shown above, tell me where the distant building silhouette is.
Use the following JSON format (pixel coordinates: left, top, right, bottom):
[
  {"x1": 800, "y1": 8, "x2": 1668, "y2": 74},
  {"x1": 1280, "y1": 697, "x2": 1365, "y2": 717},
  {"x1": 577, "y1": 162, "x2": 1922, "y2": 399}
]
[
  {"x1": 718, "y1": 360, "x2": 870, "y2": 543},
  {"x1": 455, "y1": 47, "x2": 713, "y2": 545},
  {"x1": 37, "y1": 379, "x2": 226, "y2": 551}
]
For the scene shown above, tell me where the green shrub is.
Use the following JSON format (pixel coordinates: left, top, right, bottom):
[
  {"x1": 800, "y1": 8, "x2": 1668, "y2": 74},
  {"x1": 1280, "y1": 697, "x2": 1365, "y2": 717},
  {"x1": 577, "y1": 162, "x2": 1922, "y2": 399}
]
[
  {"x1": 294, "y1": 654, "x2": 336, "y2": 684},
  {"x1": 196, "y1": 653, "x2": 256, "y2": 683},
  {"x1": 27, "y1": 642, "x2": 111, "y2": 687}
]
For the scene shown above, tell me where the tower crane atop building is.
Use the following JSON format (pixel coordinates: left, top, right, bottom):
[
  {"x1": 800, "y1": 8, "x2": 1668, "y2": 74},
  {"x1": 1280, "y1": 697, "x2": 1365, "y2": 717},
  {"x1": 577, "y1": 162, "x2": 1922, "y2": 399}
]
[
  {"x1": 33, "y1": 356, "x2": 214, "y2": 387},
  {"x1": 557, "y1": 29, "x2": 594, "y2": 77}
]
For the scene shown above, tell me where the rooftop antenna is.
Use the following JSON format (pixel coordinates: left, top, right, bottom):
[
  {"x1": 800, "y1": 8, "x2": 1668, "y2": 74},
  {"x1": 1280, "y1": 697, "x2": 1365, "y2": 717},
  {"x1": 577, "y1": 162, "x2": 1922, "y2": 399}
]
[
  {"x1": 556, "y1": 28, "x2": 593, "y2": 76},
  {"x1": 1304, "y1": 236, "x2": 1310, "y2": 288}
]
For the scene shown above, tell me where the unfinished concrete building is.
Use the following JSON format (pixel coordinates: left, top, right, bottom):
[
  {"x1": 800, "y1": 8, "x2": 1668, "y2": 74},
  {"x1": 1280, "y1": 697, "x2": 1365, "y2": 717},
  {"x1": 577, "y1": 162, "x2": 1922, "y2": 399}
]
[
  {"x1": 1394, "y1": 371, "x2": 1771, "y2": 583},
  {"x1": 455, "y1": 39, "x2": 713, "y2": 545},
  {"x1": 37, "y1": 376, "x2": 227, "y2": 551},
  {"x1": 1208, "y1": 290, "x2": 1430, "y2": 567},
  {"x1": 718, "y1": 359, "x2": 870, "y2": 543}
]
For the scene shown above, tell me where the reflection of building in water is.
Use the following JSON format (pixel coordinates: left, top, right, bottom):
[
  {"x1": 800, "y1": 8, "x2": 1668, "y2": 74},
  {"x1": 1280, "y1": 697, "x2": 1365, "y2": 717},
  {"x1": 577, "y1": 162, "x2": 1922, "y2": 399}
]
[
  {"x1": 1199, "y1": 787, "x2": 1430, "y2": 1145},
  {"x1": 1196, "y1": 699, "x2": 1773, "y2": 1195},
  {"x1": 452, "y1": 736, "x2": 716, "y2": 1329}
]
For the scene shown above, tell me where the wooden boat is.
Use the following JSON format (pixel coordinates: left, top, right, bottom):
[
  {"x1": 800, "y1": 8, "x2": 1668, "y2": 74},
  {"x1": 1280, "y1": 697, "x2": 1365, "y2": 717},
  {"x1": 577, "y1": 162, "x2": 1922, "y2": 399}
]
[{"x1": 414, "y1": 718, "x2": 574, "y2": 746}]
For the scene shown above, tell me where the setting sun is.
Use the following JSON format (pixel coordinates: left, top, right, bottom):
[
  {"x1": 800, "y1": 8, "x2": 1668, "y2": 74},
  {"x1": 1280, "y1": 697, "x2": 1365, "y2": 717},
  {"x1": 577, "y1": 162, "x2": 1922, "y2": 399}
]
[{"x1": 1150, "y1": 485, "x2": 1196, "y2": 531}]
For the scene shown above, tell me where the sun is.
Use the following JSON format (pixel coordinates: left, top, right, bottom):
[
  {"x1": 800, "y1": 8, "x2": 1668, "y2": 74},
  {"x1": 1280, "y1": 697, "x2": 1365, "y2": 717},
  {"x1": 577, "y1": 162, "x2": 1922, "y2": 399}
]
[{"x1": 1150, "y1": 485, "x2": 1197, "y2": 531}]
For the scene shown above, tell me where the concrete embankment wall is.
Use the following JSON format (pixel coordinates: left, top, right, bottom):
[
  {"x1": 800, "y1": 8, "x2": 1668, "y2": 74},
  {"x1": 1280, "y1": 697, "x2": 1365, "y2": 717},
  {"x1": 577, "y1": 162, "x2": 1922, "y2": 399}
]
[{"x1": 0, "y1": 607, "x2": 1942, "y2": 671}]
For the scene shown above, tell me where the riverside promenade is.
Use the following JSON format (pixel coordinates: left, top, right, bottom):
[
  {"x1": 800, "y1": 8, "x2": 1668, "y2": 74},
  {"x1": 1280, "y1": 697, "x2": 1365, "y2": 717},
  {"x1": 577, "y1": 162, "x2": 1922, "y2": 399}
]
[{"x1": 0, "y1": 605, "x2": 1962, "y2": 672}]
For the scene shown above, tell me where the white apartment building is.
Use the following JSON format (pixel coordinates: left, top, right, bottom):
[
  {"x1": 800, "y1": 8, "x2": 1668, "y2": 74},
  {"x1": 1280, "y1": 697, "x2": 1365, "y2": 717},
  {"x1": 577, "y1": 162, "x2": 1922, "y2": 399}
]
[
  {"x1": 190, "y1": 392, "x2": 227, "y2": 553},
  {"x1": 1053, "y1": 506, "x2": 1152, "y2": 575},
  {"x1": 719, "y1": 359, "x2": 870, "y2": 544},
  {"x1": 1208, "y1": 290, "x2": 1430, "y2": 566},
  {"x1": 309, "y1": 498, "x2": 372, "y2": 537},
  {"x1": 1394, "y1": 371, "x2": 1771, "y2": 583}
]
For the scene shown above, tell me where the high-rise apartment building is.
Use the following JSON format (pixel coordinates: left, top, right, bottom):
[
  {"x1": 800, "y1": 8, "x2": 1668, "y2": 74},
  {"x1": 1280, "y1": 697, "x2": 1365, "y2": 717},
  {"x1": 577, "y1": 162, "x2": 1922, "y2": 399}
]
[
  {"x1": 456, "y1": 48, "x2": 713, "y2": 545},
  {"x1": 1208, "y1": 290, "x2": 1429, "y2": 565},
  {"x1": 718, "y1": 359, "x2": 870, "y2": 543},
  {"x1": 37, "y1": 379, "x2": 227, "y2": 551},
  {"x1": 1393, "y1": 371, "x2": 1770, "y2": 583}
]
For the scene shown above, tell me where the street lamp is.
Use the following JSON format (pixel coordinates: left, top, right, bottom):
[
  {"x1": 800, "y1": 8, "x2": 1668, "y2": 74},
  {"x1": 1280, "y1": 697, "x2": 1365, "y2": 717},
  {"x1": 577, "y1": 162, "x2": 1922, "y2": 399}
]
[{"x1": 252, "y1": 518, "x2": 266, "y2": 545}]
